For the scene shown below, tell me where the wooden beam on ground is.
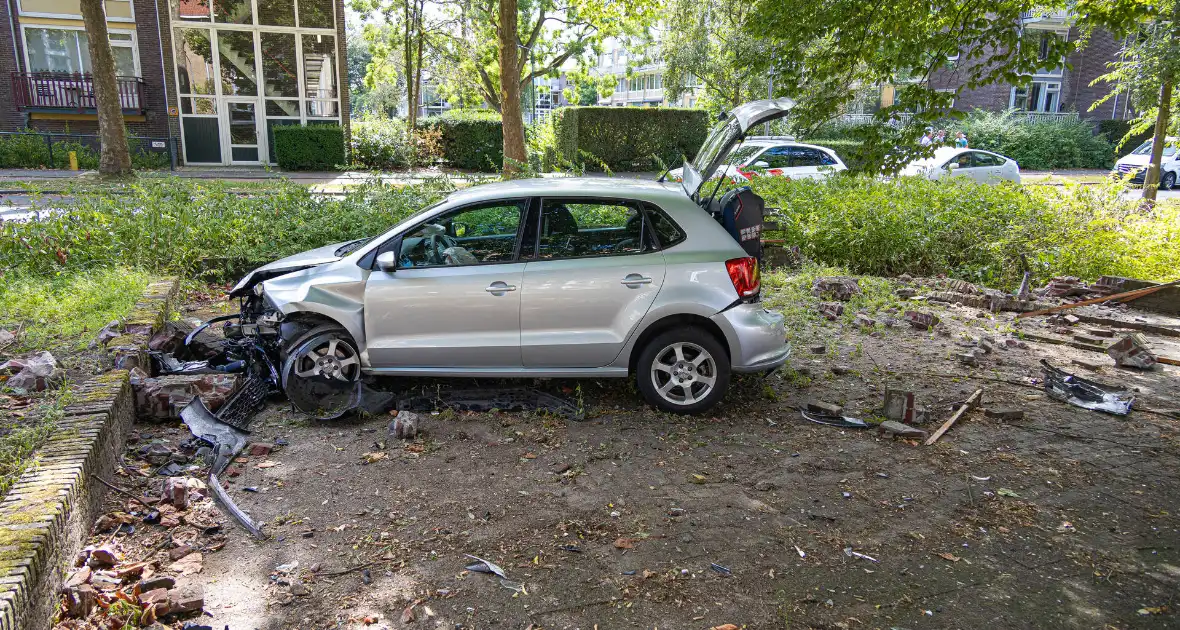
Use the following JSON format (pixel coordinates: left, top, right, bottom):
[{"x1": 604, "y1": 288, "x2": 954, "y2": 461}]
[
  {"x1": 1019, "y1": 332, "x2": 1108, "y2": 353},
  {"x1": 1017, "y1": 279, "x2": 1180, "y2": 319},
  {"x1": 1071, "y1": 314, "x2": 1180, "y2": 339},
  {"x1": 925, "y1": 389, "x2": 983, "y2": 446}
]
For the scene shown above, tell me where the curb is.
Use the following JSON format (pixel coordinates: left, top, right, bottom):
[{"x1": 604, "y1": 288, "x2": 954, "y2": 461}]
[{"x1": 0, "y1": 278, "x2": 178, "y2": 630}]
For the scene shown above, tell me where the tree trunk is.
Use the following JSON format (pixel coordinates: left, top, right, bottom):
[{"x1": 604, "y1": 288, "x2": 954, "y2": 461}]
[
  {"x1": 79, "y1": 0, "x2": 131, "y2": 176},
  {"x1": 1142, "y1": 79, "x2": 1173, "y2": 202},
  {"x1": 498, "y1": 0, "x2": 527, "y2": 175},
  {"x1": 403, "y1": 0, "x2": 416, "y2": 130}
]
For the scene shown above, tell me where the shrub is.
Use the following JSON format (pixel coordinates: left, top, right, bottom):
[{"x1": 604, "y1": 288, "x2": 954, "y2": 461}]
[
  {"x1": 1096, "y1": 119, "x2": 1154, "y2": 156},
  {"x1": 552, "y1": 107, "x2": 709, "y2": 171},
  {"x1": 274, "y1": 124, "x2": 346, "y2": 170},
  {"x1": 0, "y1": 131, "x2": 173, "y2": 170},
  {"x1": 0, "y1": 132, "x2": 52, "y2": 167},
  {"x1": 752, "y1": 175, "x2": 1180, "y2": 287},
  {"x1": 420, "y1": 110, "x2": 503, "y2": 170},
  {"x1": 351, "y1": 117, "x2": 442, "y2": 170},
  {"x1": 0, "y1": 178, "x2": 454, "y2": 277},
  {"x1": 952, "y1": 110, "x2": 1113, "y2": 170}
]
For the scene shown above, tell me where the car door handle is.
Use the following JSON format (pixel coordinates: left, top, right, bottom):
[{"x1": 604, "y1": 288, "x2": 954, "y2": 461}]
[
  {"x1": 620, "y1": 275, "x2": 652, "y2": 286},
  {"x1": 485, "y1": 283, "x2": 517, "y2": 293}
]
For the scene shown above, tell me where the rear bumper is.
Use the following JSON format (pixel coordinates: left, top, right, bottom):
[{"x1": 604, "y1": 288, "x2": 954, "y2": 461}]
[{"x1": 712, "y1": 303, "x2": 791, "y2": 372}]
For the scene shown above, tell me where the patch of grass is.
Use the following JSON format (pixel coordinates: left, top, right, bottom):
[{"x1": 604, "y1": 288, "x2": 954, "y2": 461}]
[
  {"x1": 0, "y1": 268, "x2": 152, "y2": 353},
  {"x1": 0, "y1": 384, "x2": 70, "y2": 496}
]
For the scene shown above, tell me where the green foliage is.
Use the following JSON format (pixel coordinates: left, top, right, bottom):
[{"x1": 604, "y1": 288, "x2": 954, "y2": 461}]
[
  {"x1": 0, "y1": 179, "x2": 453, "y2": 277},
  {"x1": 552, "y1": 106, "x2": 709, "y2": 171},
  {"x1": 351, "y1": 118, "x2": 441, "y2": 169},
  {"x1": 802, "y1": 139, "x2": 866, "y2": 173},
  {"x1": 753, "y1": 175, "x2": 1180, "y2": 287},
  {"x1": 420, "y1": 110, "x2": 504, "y2": 170},
  {"x1": 659, "y1": 0, "x2": 769, "y2": 112},
  {"x1": 951, "y1": 110, "x2": 1114, "y2": 170},
  {"x1": 0, "y1": 267, "x2": 151, "y2": 353},
  {"x1": 273, "y1": 124, "x2": 346, "y2": 171},
  {"x1": 1096, "y1": 118, "x2": 1156, "y2": 154},
  {"x1": 0, "y1": 132, "x2": 171, "y2": 170}
]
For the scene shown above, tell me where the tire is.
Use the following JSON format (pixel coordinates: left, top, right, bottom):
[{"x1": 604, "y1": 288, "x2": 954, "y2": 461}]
[
  {"x1": 280, "y1": 324, "x2": 361, "y2": 420},
  {"x1": 1162, "y1": 171, "x2": 1176, "y2": 190},
  {"x1": 636, "y1": 327, "x2": 730, "y2": 414}
]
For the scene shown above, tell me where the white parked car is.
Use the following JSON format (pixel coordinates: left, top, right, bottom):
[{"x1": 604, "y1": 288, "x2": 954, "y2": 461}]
[
  {"x1": 1113, "y1": 137, "x2": 1179, "y2": 189},
  {"x1": 668, "y1": 137, "x2": 847, "y2": 183},
  {"x1": 899, "y1": 147, "x2": 1021, "y2": 184}
]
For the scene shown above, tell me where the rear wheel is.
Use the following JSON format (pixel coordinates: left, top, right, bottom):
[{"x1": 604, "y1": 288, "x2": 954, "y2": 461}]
[
  {"x1": 636, "y1": 327, "x2": 730, "y2": 414},
  {"x1": 281, "y1": 324, "x2": 361, "y2": 420},
  {"x1": 1162, "y1": 171, "x2": 1176, "y2": 190}
]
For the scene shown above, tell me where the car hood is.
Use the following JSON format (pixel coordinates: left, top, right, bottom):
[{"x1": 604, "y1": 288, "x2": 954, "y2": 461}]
[
  {"x1": 681, "y1": 97, "x2": 796, "y2": 200},
  {"x1": 228, "y1": 240, "x2": 355, "y2": 297},
  {"x1": 1116, "y1": 155, "x2": 1151, "y2": 168}
]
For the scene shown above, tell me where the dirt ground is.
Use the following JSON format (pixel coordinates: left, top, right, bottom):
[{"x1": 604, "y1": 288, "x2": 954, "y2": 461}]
[{"x1": 66, "y1": 281, "x2": 1180, "y2": 630}]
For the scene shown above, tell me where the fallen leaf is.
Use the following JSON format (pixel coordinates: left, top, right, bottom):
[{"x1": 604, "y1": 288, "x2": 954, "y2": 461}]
[
  {"x1": 642, "y1": 569, "x2": 657, "y2": 579},
  {"x1": 1138, "y1": 606, "x2": 1166, "y2": 616},
  {"x1": 937, "y1": 552, "x2": 961, "y2": 562},
  {"x1": 613, "y1": 537, "x2": 636, "y2": 550},
  {"x1": 709, "y1": 625, "x2": 739, "y2": 630},
  {"x1": 997, "y1": 488, "x2": 1020, "y2": 498},
  {"x1": 169, "y1": 552, "x2": 204, "y2": 575},
  {"x1": 691, "y1": 474, "x2": 707, "y2": 484},
  {"x1": 405, "y1": 444, "x2": 425, "y2": 454},
  {"x1": 362, "y1": 452, "x2": 388, "y2": 464},
  {"x1": 523, "y1": 452, "x2": 537, "y2": 459},
  {"x1": 255, "y1": 460, "x2": 279, "y2": 469}
]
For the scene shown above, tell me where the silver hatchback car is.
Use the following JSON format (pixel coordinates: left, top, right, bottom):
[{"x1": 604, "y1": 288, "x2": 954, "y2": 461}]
[{"x1": 226, "y1": 99, "x2": 794, "y2": 416}]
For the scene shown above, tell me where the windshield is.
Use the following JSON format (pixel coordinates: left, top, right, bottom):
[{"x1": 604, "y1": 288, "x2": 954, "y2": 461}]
[
  {"x1": 725, "y1": 145, "x2": 763, "y2": 165},
  {"x1": 335, "y1": 199, "x2": 447, "y2": 254},
  {"x1": 1132, "y1": 140, "x2": 1179, "y2": 157}
]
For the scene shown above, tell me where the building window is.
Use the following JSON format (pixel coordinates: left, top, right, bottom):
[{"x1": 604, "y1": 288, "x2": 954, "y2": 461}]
[
  {"x1": 24, "y1": 27, "x2": 138, "y2": 76},
  {"x1": 1012, "y1": 81, "x2": 1060, "y2": 113},
  {"x1": 298, "y1": 0, "x2": 334, "y2": 28}
]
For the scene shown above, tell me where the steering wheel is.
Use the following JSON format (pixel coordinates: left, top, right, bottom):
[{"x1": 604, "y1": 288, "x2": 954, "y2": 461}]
[{"x1": 427, "y1": 233, "x2": 458, "y2": 264}]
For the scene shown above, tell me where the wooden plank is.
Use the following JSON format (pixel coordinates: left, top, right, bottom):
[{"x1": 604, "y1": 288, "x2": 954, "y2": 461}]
[
  {"x1": 1016, "y1": 279, "x2": 1180, "y2": 320},
  {"x1": 1072, "y1": 314, "x2": 1180, "y2": 338},
  {"x1": 925, "y1": 389, "x2": 983, "y2": 446}
]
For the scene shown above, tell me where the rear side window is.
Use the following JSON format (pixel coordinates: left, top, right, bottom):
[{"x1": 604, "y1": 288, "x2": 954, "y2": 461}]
[
  {"x1": 644, "y1": 204, "x2": 685, "y2": 250},
  {"x1": 533, "y1": 200, "x2": 646, "y2": 260},
  {"x1": 791, "y1": 147, "x2": 836, "y2": 166}
]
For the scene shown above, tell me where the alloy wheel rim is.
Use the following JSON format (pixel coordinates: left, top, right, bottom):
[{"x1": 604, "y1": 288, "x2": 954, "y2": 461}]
[
  {"x1": 293, "y1": 337, "x2": 360, "y2": 382},
  {"x1": 650, "y1": 341, "x2": 716, "y2": 406}
]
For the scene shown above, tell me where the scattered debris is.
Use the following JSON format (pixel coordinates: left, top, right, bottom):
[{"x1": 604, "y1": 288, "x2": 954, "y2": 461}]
[
  {"x1": 812, "y1": 276, "x2": 861, "y2": 301},
  {"x1": 464, "y1": 554, "x2": 508, "y2": 579},
  {"x1": 904, "y1": 311, "x2": 940, "y2": 330},
  {"x1": 396, "y1": 387, "x2": 583, "y2": 420},
  {"x1": 818, "y1": 302, "x2": 844, "y2": 320},
  {"x1": 1071, "y1": 358, "x2": 1104, "y2": 371},
  {"x1": 983, "y1": 407, "x2": 1024, "y2": 421},
  {"x1": 877, "y1": 421, "x2": 928, "y2": 440},
  {"x1": 0, "y1": 329, "x2": 15, "y2": 349},
  {"x1": 1042, "y1": 360, "x2": 1134, "y2": 416},
  {"x1": 882, "y1": 388, "x2": 917, "y2": 423},
  {"x1": 389, "y1": 411, "x2": 420, "y2": 440},
  {"x1": 925, "y1": 389, "x2": 983, "y2": 445},
  {"x1": 1106, "y1": 333, "x2": 1157, "y2": 369},
  {"x1": 181, "y1": 398, "x2": 265, "y2": 539},
  {"x1": 1018, "y1": 278, "x2": 1180, "y2": 319},
  {"x1": 801, "y1": 410, "x2": 869, "y2": 429},
  {"x1": 709, "y1": 563, "x2": 732, "y2": 576},
  {"x1": 0, "y1": 350, "x2": 63, "y2": 392},
  {"x1": 843, "y1": 547, "x2": 878, "y2": 562},
  {"x1": 806, "y1": 400, "x2": 843, "y2": 416}
]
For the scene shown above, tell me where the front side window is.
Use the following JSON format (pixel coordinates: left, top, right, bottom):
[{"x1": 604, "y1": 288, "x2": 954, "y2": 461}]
[
  {"x1": 533, "y1": 200, "x2": 645, "y2": 260},
  {"x1": 399, "y1": 201, "x2": 525, "y2": 268},
  {"x1": 759, "y1": 146, "x2": 792, "y2": 169}
]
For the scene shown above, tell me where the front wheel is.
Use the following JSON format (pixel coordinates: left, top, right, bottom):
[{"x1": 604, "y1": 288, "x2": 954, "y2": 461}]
[
  {"x1": 636, "y1": 328, "x2": 730, "y2": 414},
  {"x1": 281, "y1": 324, "x2": 361, "y2": 420},
  {"x1": 1162, "y1": 171, "x2": 1176, "y2": 190}
]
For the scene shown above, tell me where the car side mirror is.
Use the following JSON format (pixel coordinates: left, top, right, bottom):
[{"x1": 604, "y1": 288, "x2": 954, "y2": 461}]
[
  {"x1": 947, "y1": 162, "x2": 960, "y2": 170},
  {"x1": 752, "y1": 160, "x2": 769, "y2": 169},
  {"x1": 375, "y1": 251, "x2": 398, "y2": 272}
]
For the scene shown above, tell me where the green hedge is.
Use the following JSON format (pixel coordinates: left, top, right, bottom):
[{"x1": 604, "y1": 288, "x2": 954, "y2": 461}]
[
  {"x1": 552, "y1": 107, "x2": 709, "y2": 171},
  {"x1": 0, "y1": 131, "x2": 170, "y2": 170},
  {"x1": 419, "y1": 110, "x2": 503, "y2": 170},
  {"x1": 752, "y1": 175, "x2": 1180, "y2": 287},
  {"x1": 274, "y1": 124, "x2": 346, "y2": 170},
  {"x1": 952, "y1": 111, "x2": 1113, "y2": 170}
]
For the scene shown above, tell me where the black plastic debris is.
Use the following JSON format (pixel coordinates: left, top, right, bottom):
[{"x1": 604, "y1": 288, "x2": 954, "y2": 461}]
[
  {"x1": 1041, "y1": 359, "x2": 1134, "y2": 416},
  {"x1": 710, "y1": 563, "x2": 733, "y2": 576},
  {"x1": 464, "y1": 554, "x2": 508, "y2": 578},
  {"x1": 800, "y1": 410, "x2": 870, "y2": 429},
  {"x1": 397, "y1": 387, "x2": 584, "y2": 421},
  {"x1": 155, "y1": 462, "x2": 184, "y2": 477},
  {"x1": 181, "y1": 398, "x2": 265, "y2": 539}
]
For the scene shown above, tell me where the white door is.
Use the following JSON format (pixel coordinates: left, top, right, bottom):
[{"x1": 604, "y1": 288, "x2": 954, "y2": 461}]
[{"x1": 224, "y1": 100, "x2": 263, "y2": 165}]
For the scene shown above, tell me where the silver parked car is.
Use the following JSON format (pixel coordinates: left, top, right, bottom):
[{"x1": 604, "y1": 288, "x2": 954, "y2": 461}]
[{"x1": 226, "y1": 99, "x2": 795, "y2": 416}]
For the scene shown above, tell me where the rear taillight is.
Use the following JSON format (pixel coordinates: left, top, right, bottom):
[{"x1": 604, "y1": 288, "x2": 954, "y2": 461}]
[{"x1": 726, "y1": 257, "x2": 760, "y2": 299}]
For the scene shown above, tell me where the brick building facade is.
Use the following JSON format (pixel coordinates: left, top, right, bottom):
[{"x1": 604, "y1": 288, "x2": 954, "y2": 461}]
[{"x1": 0, "y1": 0, "x2": 349, "y2": 165}]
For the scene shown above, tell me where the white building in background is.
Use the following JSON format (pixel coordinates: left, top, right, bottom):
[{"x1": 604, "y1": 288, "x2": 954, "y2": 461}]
[{"x1": 591, "y1": 38, "x2": 701, "y2": 107}]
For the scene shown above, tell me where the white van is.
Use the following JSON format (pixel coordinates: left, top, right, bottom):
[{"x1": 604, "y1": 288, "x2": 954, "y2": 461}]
[{"x1": 1113, "y1": 137, "x2": 1180, "y2": 189}]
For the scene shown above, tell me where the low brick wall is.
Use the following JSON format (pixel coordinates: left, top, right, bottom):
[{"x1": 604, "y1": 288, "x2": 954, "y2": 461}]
[{"x1": 0, "y1": 278, "x2": 178, "y2": 629}]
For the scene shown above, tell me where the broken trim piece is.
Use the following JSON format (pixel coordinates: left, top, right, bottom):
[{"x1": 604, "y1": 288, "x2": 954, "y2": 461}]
[
  {"x1": 1041, "y1": 359, "x2": 1134, "y2": 416},
  {"x1": 181, "y1": 398, "x2": 266, "y2": 539}
]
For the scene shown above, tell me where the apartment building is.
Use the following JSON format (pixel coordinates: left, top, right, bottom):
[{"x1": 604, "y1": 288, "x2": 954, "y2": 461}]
[
  {"x1": 591, "y1": 40, "x2": 700, "y2": 108},
  {"x1": 0, "y1": 0, "x2": 349, "y2": 165}
]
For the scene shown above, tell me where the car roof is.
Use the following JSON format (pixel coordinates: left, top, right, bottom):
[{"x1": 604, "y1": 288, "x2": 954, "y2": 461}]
[{"x1": 444, "y1": 177, "x2": 692, "y2": 208}]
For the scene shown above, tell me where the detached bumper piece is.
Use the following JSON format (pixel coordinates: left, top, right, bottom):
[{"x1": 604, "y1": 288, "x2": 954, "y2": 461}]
[{"x1": 1041, "y1": 359, "x2": 1134, "y2": 416}]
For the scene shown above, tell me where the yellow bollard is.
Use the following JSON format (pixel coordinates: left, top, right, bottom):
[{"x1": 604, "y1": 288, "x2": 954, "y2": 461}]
[{"x1": 68, "y1": 151, "x2": 79, "y2": 171}]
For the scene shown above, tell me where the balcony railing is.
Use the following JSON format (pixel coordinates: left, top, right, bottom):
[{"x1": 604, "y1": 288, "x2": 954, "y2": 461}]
[{"x1": 12, "y1": 72, "x2": 144, "y2": 113}]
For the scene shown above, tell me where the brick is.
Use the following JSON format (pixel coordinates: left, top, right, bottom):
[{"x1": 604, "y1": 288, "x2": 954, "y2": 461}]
[
  {"x1": 904, "y1": 311, "x2": 940, "y2": 329},
  {"x1": 247, "y1": 443, "x2": 274, "y2": 457},
  {"x1": 984, "y1": 408, "x2": 1025, "y2": 421},
  {"x1": 806, "y1": 401, "x2": 844, "y2": 416},
  {"x1": 1107, "y1": 333, "x2": 1157, "y2": 369}
]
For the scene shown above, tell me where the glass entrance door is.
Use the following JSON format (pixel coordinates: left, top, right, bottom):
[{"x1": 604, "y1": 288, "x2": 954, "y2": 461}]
[{"x1": 225, "y1": 100, "x2": 262, "y2": 163}]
